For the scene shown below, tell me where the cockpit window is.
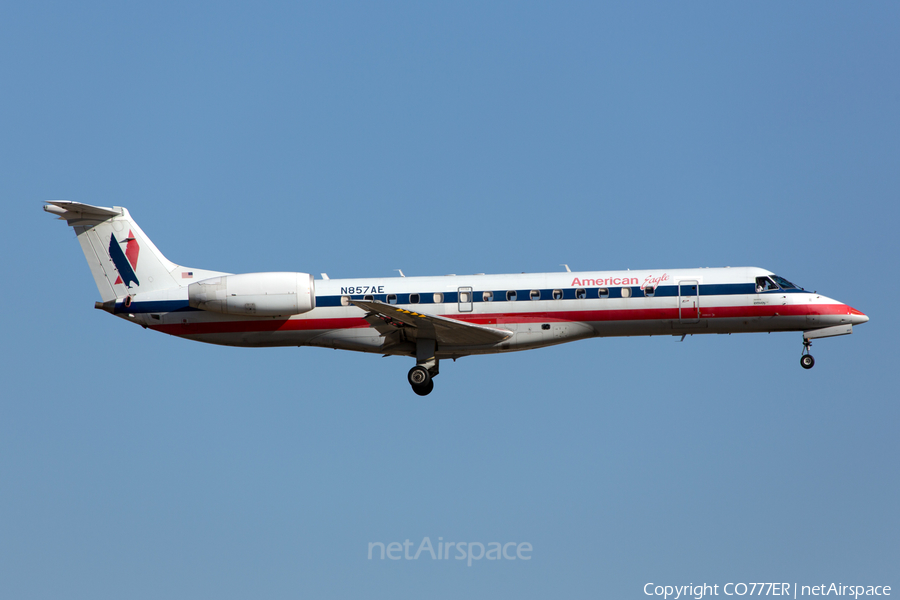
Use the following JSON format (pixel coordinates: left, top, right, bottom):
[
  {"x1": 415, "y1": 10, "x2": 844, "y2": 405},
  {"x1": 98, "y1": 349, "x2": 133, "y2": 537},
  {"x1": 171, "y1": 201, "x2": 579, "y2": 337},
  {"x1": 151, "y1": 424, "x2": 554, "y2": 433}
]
[
  {"x1": 771, "y1": 275, "x2": 799, "y2": 290},
  {"x1": 756, "y1": 276, "x2": 780, "y2": 292}
]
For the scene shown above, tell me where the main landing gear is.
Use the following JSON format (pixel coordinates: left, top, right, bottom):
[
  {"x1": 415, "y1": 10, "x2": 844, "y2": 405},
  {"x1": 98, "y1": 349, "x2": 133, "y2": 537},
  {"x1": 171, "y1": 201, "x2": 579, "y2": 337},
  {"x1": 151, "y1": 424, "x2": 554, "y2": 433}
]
[
  {"x1": 800, "y1": 339, "x2": 815, "y2": 369},
  {"x1": 409, "y1": 338, "x2": 438, "y2": 396},
  {"x1": 408, "y1": 365, "x2": 435, "y2": 396}
]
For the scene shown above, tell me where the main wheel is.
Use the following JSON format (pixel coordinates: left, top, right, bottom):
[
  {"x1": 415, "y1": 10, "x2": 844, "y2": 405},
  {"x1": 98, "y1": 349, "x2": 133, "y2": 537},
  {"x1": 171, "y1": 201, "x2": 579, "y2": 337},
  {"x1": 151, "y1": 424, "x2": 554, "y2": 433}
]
[
  {"x1": 412, "y1": 379, "x2": 434, "y2": 396},
  {"x1": 800, "y1": 354, "x2": 815, "y2": 369},
  {"x1": 408, "y1": 365, "x2": 431, "y2": 387}
]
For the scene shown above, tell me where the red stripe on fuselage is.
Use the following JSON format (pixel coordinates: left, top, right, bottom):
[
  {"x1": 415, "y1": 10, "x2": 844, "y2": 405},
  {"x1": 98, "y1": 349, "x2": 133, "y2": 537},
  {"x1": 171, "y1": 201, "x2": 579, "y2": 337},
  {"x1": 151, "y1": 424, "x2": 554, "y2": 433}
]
[
  {"x1": 452, "y1": 302, "x2": 851, "y2": 325},
  {"x1": 150, "y1": 317, "x2": 369, "y2": 336}
]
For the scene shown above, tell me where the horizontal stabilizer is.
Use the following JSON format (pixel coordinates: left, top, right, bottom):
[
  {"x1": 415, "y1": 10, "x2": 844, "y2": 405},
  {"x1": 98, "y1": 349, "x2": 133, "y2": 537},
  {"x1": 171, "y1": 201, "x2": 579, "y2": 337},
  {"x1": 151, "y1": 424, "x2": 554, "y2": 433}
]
[{"x1": 44, "y1": 201, "x2": 121, "y2": 223}]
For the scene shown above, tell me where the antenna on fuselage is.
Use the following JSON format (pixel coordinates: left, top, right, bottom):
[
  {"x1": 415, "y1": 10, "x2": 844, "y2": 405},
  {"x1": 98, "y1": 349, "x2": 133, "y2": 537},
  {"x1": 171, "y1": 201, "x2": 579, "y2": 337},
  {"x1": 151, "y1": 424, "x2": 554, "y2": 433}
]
[
  {"x1": 396, "y1": 269, "x2": 406, "y2": 277},
  {"x1": 561, "y1": 264, "x2": 571, "y2": 272}
]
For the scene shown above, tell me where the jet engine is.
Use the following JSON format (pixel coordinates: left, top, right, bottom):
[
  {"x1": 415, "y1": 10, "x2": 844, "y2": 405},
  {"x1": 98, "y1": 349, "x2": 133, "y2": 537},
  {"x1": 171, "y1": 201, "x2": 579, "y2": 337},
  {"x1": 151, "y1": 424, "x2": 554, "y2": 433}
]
[{"x1": 188, "y1": 272, "x2": 315, "y2": 317}]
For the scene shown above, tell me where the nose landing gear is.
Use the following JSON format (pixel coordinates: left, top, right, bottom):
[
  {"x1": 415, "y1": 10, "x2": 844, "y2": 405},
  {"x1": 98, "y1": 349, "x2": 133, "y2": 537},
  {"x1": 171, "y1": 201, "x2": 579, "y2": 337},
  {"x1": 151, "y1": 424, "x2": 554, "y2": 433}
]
[{"x1": 800, "y1": 339, "x2": 815, "y2": 369}]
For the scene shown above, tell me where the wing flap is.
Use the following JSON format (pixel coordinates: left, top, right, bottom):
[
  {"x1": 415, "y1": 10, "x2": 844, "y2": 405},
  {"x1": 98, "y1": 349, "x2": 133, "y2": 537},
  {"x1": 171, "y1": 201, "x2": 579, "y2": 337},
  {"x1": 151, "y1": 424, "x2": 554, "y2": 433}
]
[{"x1": 350, "y1": 299, "x2": 511, "y2": 346}]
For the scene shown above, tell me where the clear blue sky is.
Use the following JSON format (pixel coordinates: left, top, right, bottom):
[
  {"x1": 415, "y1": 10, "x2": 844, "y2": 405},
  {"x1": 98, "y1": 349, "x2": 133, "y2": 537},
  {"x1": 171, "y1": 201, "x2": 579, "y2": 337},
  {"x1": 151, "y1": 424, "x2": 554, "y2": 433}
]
[{"x1": 2, "y1": 2, "x2": 898, "y2": 599}]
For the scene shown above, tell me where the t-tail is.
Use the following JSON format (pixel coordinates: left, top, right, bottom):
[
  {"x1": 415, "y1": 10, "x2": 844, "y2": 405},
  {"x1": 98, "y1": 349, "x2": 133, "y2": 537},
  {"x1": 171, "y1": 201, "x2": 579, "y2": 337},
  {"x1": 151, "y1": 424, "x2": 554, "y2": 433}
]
[{"x1": 44, "y1": 201, "x2": 222, "y2": 305}]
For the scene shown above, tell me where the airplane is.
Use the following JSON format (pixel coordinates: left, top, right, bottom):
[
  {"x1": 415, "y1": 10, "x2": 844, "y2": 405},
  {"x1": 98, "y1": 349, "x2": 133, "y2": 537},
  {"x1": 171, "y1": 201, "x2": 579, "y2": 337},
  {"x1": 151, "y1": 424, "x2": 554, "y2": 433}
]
[{"x1": 45, "y1": 201, "x2": 869, "y2": 395}]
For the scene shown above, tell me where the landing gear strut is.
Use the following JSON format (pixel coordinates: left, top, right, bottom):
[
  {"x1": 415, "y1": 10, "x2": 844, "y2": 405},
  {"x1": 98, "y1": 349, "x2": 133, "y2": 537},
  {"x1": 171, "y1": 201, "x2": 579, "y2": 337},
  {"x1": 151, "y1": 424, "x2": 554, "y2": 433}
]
[
  {"x1": 800, "y1": 339, "x2": 815, "y2": 369},
  {"x1": 409, "y1": 338, "x2": 438, "y2": 396}
]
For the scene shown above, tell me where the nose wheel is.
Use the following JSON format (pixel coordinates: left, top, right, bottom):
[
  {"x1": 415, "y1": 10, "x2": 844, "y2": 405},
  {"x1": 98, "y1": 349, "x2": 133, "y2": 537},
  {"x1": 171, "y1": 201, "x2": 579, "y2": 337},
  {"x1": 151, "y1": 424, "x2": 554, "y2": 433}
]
[{"x1": 800, "y1": 339, "x2": 815, "y2": 369}]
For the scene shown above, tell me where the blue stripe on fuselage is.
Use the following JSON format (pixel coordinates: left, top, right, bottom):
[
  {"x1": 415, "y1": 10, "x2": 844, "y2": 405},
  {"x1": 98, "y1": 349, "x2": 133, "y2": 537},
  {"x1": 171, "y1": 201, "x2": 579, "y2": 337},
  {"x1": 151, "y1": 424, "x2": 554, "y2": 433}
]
[
  {"x1": 115, "y1": 300, "x2": 194, "y2": 314},
  {"x1": 313, "y1": 282, "x2": 800, "y2": 307},
  {"x1": 121, "y1": 282, "x2": 807, "y2": 313}
]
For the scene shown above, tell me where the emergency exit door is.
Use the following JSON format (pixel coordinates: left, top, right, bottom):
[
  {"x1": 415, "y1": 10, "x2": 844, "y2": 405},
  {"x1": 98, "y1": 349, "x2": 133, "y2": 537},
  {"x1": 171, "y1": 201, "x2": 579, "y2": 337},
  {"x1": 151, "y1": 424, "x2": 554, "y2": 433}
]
[{"x1": 458, "y1": 287, "x2": 473, "y2": 312}]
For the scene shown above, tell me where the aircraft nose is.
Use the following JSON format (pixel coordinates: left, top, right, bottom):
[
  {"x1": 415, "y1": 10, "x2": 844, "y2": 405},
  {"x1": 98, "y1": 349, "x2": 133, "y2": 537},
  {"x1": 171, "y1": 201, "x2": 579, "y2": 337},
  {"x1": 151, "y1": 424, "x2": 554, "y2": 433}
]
[{"x1": 848, "y1": 306, "x2": 869, "y2": 325}]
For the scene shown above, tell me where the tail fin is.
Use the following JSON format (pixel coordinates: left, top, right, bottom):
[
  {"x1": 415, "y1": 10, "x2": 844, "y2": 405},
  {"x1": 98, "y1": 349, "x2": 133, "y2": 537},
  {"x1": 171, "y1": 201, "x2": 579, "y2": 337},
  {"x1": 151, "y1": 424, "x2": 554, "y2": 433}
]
[{"x1": 45, "y1": 201, "x2": 184, "y2": 302}]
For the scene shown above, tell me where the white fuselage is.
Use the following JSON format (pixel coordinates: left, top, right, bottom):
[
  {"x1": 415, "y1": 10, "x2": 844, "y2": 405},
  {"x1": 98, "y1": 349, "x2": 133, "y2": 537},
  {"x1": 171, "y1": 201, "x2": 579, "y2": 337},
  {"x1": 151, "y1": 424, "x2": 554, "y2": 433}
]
[
  {"x1": 115, "y1": 266, "x2": 866, "y2": 359},
  {"x1": 46, "y1": 201, "x2": 869, "y2": 393}
]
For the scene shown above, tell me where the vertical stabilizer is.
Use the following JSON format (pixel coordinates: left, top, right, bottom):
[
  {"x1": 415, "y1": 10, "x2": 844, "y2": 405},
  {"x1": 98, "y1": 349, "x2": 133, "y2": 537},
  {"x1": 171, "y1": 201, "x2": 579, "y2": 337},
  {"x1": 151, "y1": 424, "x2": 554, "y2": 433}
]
[{"x1": 45, "y1": 201, "x2": 181, "y2": 302}]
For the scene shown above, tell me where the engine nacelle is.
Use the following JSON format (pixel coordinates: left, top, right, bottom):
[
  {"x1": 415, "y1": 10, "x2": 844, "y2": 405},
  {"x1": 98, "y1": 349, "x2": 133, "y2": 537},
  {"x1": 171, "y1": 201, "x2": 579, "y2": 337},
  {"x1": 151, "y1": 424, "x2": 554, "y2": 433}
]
[{"x1": 188, "y1": 272, "x2": 315, "y2": 317}]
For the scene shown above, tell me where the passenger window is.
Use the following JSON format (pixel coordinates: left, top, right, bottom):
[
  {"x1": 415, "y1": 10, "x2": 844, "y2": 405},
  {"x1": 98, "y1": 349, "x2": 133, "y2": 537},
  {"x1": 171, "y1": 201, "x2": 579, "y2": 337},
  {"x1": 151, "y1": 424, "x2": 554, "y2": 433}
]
[
  {"x1": 433, "y1": 293, "x2": 443, "y2": 303},
  {"x1": 507, "y1": 290, "x2": 517, "y2": 301},
  {"x1": 459, "y1": 292, "x2": 470, "y2": 303},
  {"x1": 575, "y1": 288, "x2": 586, "y2": 299},
  {"x1": 387, "y1": 294, "x2": 397, "y2": 304},
  {"x1": 530, "y1": 290, "x2": 540, "y2": 300},
  {"x1": 598, "y1": 288, "x2": 609, "y2": 298},
  {"x1": 644, "y1": 286, "x2": 655, "y2": 297},
  {"x1": 483, "y1": 291, "x2": 493, "y2": 302},
  {"x1": 364, "y1": 294, "x2": 374, "y2": 301},
  {"x1": 341, "y1": 296, "x2": 350, "y2": 306},
  {"x1": 621, "y1": 287, "x2": 631, "y2": 298},
  {"x1": 409, "y1": 293, "x2": 420, "y2": 304},
  {"x1": 552, "y1": 289, "x2": 563, "y2": 300}
]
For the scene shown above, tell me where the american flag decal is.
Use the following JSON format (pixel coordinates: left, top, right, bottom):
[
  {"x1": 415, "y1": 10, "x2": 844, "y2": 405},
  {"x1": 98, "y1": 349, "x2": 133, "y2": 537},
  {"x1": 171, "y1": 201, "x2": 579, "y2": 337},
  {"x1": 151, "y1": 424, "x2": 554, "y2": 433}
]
[{"x1": 182, "y1": 272, "x2": 193, "y2": 279}]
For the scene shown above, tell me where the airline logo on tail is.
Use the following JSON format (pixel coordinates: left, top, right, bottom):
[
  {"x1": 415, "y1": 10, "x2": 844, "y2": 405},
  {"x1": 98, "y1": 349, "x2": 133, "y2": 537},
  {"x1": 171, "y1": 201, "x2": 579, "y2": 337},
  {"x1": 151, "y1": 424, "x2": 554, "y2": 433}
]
[{"x1": 109, "y1": 231, "x2": 140, "y2": 288}]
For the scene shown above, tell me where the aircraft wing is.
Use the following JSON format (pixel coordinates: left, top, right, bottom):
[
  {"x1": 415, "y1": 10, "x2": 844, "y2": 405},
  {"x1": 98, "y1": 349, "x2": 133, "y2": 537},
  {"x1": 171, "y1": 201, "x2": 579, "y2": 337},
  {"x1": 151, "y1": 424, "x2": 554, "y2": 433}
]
[{"x1": 350, "y1": 299, "x2": 512, "y2": 346}]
